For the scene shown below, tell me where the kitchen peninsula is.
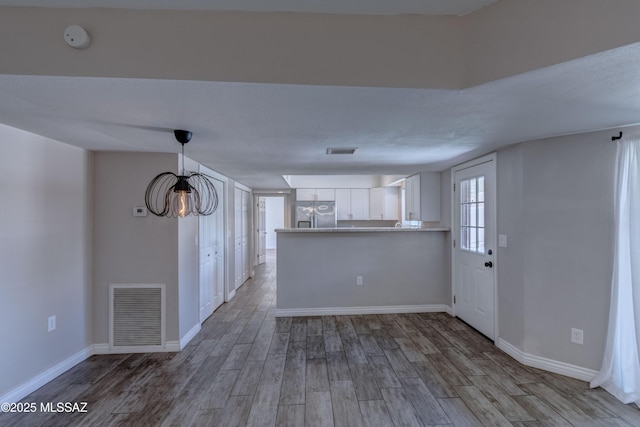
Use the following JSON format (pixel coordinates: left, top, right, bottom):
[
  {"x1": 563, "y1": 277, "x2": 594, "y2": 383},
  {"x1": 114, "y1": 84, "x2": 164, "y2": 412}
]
[{"x1": 275, "y1": 227, "x2": 451, "y2": 317}]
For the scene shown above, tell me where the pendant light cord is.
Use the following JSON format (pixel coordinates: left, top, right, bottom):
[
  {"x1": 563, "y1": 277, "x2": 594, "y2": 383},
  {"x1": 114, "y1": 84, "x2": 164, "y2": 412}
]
[{"x1": 181, "y1": 142, "x2": 185, "y2": 174}]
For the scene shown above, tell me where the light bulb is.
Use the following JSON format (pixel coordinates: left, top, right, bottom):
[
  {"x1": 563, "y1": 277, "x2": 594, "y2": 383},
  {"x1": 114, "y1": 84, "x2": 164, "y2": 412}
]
[
  {"x1": 170, "y1": 190, "x2": 193, "y2": 217},
  {"x1": 178, "y1": 191, "x2": 189, "y2": 217}
]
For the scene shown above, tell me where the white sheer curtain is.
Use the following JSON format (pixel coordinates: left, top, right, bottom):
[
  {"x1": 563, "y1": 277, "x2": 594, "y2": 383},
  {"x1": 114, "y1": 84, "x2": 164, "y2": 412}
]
[{"x1": 591, "y1": 134, "x2": 640, "y2": 405}]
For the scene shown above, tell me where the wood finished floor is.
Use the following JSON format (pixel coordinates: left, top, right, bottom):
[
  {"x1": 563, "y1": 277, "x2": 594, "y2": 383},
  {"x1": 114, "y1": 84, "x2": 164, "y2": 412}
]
[{"x1": 3, "y1": 253, "x2": 640, "y2": 426}]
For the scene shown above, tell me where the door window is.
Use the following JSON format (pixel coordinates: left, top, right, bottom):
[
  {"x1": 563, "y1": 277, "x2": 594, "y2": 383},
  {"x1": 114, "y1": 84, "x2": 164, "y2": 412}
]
[{"x1": 460, "y1": 176, "x2": 485, "y2": 253}]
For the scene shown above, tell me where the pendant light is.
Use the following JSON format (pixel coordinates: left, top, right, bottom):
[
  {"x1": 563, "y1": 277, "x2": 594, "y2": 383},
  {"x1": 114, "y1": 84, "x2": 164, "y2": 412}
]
[{"x1": 145, "y1": 130, "x2": 218, "y2": 218}]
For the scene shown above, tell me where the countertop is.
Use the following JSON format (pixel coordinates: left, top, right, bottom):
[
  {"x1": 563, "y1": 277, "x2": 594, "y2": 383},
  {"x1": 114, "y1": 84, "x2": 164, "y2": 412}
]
[{"x1": 275, "y1": 227, "x2": 450, "y2": 233}]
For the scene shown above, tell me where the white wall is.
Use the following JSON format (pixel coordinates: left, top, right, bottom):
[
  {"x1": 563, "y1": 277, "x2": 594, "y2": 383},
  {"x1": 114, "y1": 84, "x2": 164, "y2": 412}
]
[
  {"x1": 496, "y1": 126, "x2": 620, "y2": 370},
  {"x1": 265, "y1": 197, "x2": 284, "y2": 249},
  {"x1": 0, "y1": 124, "x2": 93, "y2": 397}
]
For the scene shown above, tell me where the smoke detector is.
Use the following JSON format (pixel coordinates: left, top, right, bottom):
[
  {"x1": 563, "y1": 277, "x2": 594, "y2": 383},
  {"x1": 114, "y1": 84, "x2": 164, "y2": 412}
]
[{"x1": 64, "y1": 25, "x2": 91, "y2": 49}]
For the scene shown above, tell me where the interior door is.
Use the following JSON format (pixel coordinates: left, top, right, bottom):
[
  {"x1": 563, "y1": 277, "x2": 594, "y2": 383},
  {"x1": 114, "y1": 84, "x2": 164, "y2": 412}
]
[
  {"x1": 200, "y1": 174, "x2": 225, "y2": 321},
  {"x1": 234, "y1": 188, "x2": 243, "y2": 288},
  {"x1": 453, "y1": 156, "x2": 496, "y2": 340},
  {"x1": 257, "y1": 197, "x2": 267, "y2": 265},
  {"x1": 211, "y1": 177, "x2": 225, "y2": 310},
  {"x1": 199, "y1": 207, "x2": 215, "y2": 323}
]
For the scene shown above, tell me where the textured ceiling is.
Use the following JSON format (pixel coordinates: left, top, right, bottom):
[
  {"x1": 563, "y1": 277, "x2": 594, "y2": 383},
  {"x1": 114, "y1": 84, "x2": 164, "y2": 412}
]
[
  {"x1": 0, "y1": 0, "x2": 499, "y2": 16},
  {"x1": 0, "y1": 42, "x2": 639, "y2": 189}
]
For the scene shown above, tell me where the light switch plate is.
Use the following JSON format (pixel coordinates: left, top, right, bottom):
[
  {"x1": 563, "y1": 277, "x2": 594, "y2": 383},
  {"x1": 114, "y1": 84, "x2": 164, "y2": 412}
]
[{"x1": 499, "y1": 234, "x2": 508, "y2": 247}]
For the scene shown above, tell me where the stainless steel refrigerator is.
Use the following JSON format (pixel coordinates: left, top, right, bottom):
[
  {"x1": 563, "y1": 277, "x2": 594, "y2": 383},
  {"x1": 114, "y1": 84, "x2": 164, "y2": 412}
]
[{"x1": 295, "y1": 201, "x2": 337, "y2": 228}]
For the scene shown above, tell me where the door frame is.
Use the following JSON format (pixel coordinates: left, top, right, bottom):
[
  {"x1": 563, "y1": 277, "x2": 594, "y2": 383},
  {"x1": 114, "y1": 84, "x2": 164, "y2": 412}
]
[
  {"x1": 451, "y1": 152, "x2": 498, "y2": 341},
  {"x1": 252, "y1": 192, "x2": 291, "y2": 267}
]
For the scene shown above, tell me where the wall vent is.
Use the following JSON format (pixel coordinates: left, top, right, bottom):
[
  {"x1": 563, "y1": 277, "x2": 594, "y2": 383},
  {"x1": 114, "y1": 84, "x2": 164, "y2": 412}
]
[
  {"x1": 326, "y1": 147, "x2": 359, "y2": 155},
  {"x1": 109, "y1": 284, "x2": 166, "y2": 350}
]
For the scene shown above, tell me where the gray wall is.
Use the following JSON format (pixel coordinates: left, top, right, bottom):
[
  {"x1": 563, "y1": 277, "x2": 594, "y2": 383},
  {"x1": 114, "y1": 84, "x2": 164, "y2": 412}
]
[
  {"x1": 4, "y1": 2, "x2": 640, "y2": 89},
  {"x1": 496, "y1": 145, "x2": 526, "y2": 349},
  {"x1": 277, "y1": 231, "x2": 448, "y2": 310},
  {"x1": 439, "y1": 169, "x2": 453, "y2": 304},
  {"x1": 0, "y1": 125, "x2": 93, "y2": 396},
  {"x1": 496, "y1": 127, "x2": 620, "y2": 369},
  {"x1": 93, "y1": 152, "x2": 180, "y2": 343}
]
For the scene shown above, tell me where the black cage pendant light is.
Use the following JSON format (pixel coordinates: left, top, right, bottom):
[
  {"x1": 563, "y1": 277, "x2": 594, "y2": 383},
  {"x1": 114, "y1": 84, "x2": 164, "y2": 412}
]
[{"x1": 145, "y1": 130, "x2": 218, "y2": 218}]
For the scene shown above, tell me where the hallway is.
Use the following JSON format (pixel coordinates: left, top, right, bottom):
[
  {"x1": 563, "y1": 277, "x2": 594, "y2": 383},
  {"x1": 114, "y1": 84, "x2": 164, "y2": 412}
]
[{"x1": 2, "y1": 254, "x2": 639, "y2": 426}]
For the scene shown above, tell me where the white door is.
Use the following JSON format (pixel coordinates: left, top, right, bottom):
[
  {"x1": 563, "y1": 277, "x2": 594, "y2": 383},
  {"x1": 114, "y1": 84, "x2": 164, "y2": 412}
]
[
  {"x1": 453, "y1": 155, "x2": 496, "y2": 340},
  {"x1": 234, "y1": 188, "x2": 243, "y2": 288},
  {"x1": 257, "y1": 197, "x2": 267, "y2": 265},
  {"x1": 242, "y1": 190, "x2": 251, "y2": 281},
  {"x1": 199, "y1": 175, "x2": 225, "y2": 322},
  {"x1": 211, "y1": 177, "x2": 225, "y2": 310},
  {"x1": 199, "y1": 222, "x2": 214, "y2": 323}
]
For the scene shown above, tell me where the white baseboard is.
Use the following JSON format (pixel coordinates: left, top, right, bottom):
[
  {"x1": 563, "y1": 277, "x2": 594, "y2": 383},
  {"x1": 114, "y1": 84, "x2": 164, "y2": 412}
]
[
  {"x1": 496, "y1": 338, "x2": 598, "y2": 382},
  {"x1": 0, "y1": 345, "x2": 93, "y2": 405},
  {"x1": 179, "y1": 323, "x2": 201, "y2": 350},
  {"x1": 275, "y1": 304, "x2": 450, "y2": 317},
  {"x1": 227, "y1": 289, "x2": 236, "y2": 301},
  {"x1": 2, "y1": 337, "x2": 190, "y2": 404},
  {"x1": 92, "y1": 342, "x2": 181, "y2": 354}
]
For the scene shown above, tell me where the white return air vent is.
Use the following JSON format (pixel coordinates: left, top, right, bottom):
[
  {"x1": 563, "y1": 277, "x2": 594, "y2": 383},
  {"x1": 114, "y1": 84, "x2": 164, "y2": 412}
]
[{"x1": 109, "y1": 284, "x2": 166, "y2": 352}]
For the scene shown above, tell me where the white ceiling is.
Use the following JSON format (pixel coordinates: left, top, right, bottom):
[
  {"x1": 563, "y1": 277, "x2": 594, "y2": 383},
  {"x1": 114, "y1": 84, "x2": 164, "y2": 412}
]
[
  {"x1": 1, "y1": 41, "x2": 639, "y2": 189},
  {"x1": 0, "y1": 0, "x2": 499, "y2": 16}
]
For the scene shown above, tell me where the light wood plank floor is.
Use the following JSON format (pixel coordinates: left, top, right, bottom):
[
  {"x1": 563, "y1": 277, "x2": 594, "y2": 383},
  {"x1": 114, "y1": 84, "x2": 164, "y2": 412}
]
[{"x1": 3, "y1": 252, "x2": 640, "y2": 426}]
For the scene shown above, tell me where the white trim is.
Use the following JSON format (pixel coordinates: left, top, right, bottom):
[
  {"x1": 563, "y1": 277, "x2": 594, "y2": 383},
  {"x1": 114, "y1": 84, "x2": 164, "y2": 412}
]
[
  {"x1": 93, "y1": 343, "x2": 179, "y2": 354},
  {"x1": 234, "y1": 181, "x2": 252, "y2": 192},
  {"x1": 180, "y1": 323, "x2": 201, "y2": 350},
  {"x1": 496, "y1": 338, "x2": 598, "y2": 382},
  {"x1": 91, "y1": 343, "x2": 111, "y2": 354},
  {"x1": 275, "y1": 304, "x2": 451, "y2": 317},
  {"x1": 1, "y1": 337, "x2": 189, "y2": 403},
  {"x1": 0, "y1": 345, "x2": 93, "y2": 405},
  {"x1": 165, "y1": 341, "x2": 181, "y2": 352},
  {"x1": 227, "y1": 289, "x2": 236, "y2": 301}
]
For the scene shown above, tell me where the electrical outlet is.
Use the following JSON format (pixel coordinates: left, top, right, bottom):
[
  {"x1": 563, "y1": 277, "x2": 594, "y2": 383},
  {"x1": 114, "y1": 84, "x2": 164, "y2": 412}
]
[
  {"x1": 571, "y1": 328, "x2": 583, "y2": 344},
  {"x1": 499, "y1": 234, "x2": 508, "y2": 247},
  {"x1": 356, "y1": 276, "x2": 363, "y2": 286},
  {"x1": 48, "y1": 315, "x2": 56, "y2": 332}
]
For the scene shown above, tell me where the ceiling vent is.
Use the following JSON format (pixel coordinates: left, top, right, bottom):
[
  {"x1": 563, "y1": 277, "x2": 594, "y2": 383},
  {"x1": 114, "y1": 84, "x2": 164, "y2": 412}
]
[{"x1": 326, "y1": 147, "x2": 359, "y2": 155}]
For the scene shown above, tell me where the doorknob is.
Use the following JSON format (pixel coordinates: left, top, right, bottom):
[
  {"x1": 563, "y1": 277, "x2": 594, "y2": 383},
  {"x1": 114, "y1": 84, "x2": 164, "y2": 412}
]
[{"x1": 484, "y1": 261, "x2": 493, "y2": 268}]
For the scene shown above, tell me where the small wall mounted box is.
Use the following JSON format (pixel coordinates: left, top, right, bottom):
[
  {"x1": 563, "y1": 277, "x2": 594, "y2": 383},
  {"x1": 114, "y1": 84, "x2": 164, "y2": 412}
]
[{"x1": 133, "y1": 207, "x2": 148, "y2": 217}]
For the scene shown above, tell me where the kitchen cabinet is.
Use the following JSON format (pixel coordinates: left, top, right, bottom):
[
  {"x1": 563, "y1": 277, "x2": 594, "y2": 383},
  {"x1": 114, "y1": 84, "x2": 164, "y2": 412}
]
[
  {"x1": 350, "y1": 189, "x2": 369, "y2": 220},
  {"x1": 405, "y1": 172, "x2": 440, "y2": 222},
  {"x1": 369, "y1": 187, "x2": 400, "y2": 220},
  {"x1": 296, "y1": 188, "x2": 335, "y2": 201},
  {"x1": 336, "y1": 188, "x2": 369, "y2": 220}
]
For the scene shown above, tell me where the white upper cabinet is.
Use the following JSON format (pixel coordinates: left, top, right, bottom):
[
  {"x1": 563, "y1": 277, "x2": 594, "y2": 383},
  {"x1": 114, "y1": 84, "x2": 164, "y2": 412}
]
[
  {"x1": 369, "y1": 187, "x2": 400, "y2": 220},
  {"x1": 296, "y1": 188, "x2": 335, "y2": 201},
  {"x1": 405, "y1": 172, "x2": 440, "y2": 222},
  {"x1": 350, "y1": 189, "x2": 370, "y2": 220},
  {"x1": 335, "y1": 189, "x2": 351, "y2": 220},
  {"x1": 335, "y1": 188, "x2": 369, "y2": 220},
  {"x1": 315, "y1": 188, "x2": 335, "y2": 201}
]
